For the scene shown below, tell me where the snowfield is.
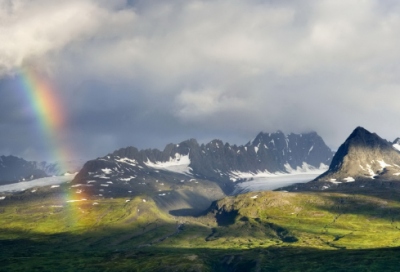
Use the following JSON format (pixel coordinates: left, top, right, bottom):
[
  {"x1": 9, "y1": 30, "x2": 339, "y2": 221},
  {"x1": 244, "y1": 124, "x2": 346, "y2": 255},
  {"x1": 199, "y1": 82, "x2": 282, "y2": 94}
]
[
  {"x1": 0, "y1": 173, "x2": 77, "y2": 193},
  {"x1": 229, "y1": 162, "x2": 327, "y2": 182},
  {"x1": 232, "y1": 173, "x2": 322, "y2": 195}
]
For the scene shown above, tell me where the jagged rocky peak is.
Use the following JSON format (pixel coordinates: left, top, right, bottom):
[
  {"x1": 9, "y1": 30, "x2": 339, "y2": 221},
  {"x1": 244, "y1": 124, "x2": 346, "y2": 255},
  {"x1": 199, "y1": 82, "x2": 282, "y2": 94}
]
[
  {"x1": 246, "y1": 130, "x2": 334, "y2": 170},
  {"x1": 315, "y1": 126, "x2": 400, "y2": 182}
]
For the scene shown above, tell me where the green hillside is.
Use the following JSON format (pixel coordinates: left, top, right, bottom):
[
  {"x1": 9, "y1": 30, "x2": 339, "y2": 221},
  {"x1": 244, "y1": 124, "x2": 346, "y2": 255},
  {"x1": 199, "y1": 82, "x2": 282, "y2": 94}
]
[{"x1": 2, "y1": 188, "x2": 400, "y2": 271}]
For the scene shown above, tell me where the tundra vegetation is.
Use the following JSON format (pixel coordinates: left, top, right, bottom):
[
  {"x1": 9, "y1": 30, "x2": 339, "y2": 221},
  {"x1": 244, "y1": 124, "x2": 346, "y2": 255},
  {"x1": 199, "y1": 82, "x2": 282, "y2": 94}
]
[{"x1": 2, "y1": 186, "x2": 400, "y2": 271}]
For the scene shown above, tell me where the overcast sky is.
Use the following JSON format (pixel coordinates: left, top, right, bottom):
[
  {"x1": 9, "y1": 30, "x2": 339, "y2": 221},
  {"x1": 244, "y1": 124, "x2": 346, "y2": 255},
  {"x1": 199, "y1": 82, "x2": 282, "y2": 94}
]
[{"x1": 1, "y1": 0, "x2": 400, "y2": 162}]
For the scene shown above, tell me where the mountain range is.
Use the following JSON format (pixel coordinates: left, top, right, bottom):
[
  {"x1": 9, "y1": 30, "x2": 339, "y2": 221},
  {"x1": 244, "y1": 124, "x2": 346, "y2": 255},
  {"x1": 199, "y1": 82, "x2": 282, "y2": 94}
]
[{"x1": 69, "y1": 131, "x2": 333, "y2": 215}]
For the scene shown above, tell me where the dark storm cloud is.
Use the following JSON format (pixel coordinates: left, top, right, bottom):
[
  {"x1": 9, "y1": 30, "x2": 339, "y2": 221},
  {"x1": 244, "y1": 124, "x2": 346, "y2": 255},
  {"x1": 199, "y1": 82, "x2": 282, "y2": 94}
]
[{"x1": 1, "y1": 0, "x2": 400, "y2": 161}]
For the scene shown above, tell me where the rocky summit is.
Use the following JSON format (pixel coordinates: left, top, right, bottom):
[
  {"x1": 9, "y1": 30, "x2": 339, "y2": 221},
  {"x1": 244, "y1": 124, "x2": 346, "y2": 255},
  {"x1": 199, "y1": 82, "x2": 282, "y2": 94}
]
[{"x1": 281, "y1": 127, "x2": 400, "y2": 192}]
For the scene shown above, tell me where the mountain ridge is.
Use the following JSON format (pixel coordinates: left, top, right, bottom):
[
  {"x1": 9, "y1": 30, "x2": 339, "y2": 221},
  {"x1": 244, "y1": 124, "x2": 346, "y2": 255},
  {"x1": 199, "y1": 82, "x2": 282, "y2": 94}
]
[
  {"x1": 75, "y1": 130, "x2": 334, "y2": 186},
  {"x1": 70, "y1": 131, "x2": 333, "y2": 215}
]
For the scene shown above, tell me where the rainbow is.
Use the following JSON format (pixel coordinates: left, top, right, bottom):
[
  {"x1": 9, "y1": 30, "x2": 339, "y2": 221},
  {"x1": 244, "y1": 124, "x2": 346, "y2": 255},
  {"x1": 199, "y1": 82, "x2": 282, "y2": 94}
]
[
  {"x1": 19, "y1": 66, "x2": 70, "y2": 173},
  {"x1": 18, "y1": 67, "x2": 90, "y2": 219}
]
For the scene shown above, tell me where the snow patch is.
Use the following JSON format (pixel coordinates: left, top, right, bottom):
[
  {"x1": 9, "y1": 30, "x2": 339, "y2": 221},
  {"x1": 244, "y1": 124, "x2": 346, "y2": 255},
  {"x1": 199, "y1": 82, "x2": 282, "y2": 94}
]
[
  {"x1": 250, "y1": 195, "x2": 258, "y2": 199},
  {"x1": 308, "y1": 145, "x2": 314, "y2": 155},
  {"x1": 94, "y1": 174, "x2": 110, "y2": 179},
  {"x1": 144, "y1": 153, "x2": 192, "y2": 175},
  {"x1": 377, "y1": 160, "x2": 391, "y2": 169},
  {"x1": 119, "y1": 176, "x2": 136, "y2": 181},
  {"x1": 393, "y1": 144, "x2": 400, "y2": 152},
  {"x1": 329, "y1": 179, "x2": 342, "y2": 184},
  {"x1": 66, "y1": 199, "x2": 87, "y2": 203},
  {"x1": 115, "y1": 158, "x2": 138, "y2": 167},
  {"x1": 343, "y1": 177, "x2": 355, "y2": 182}
]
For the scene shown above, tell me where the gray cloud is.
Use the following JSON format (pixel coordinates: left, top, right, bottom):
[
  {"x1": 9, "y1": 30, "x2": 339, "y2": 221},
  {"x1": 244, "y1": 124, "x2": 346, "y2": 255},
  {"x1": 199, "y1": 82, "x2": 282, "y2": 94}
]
[{"x1": 1, "y1": 0, "x2": 400, "y2": 161}]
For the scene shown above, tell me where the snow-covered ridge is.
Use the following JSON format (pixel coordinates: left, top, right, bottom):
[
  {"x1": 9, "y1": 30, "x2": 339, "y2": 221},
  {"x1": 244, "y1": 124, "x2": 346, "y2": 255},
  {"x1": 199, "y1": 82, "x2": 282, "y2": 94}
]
[{"x1": 144, "y1": 153, "x2": 192, "y2": 175}]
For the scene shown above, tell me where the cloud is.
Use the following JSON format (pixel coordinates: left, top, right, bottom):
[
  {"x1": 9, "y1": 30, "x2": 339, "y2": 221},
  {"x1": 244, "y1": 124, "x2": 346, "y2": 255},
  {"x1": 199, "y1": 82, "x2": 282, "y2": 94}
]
[
  {"x1": 2, "y1": 0, "x2": 400, "y2": 160},
  {"x1": 0, "y1": 0, "x2": 136, "y2": 75}
]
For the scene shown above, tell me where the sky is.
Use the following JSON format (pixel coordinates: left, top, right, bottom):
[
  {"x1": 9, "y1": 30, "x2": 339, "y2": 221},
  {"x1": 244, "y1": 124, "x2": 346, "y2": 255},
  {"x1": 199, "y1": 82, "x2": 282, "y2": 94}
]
[{"x1": 1, "y1": 0, "x2": 400, "y2": 162}]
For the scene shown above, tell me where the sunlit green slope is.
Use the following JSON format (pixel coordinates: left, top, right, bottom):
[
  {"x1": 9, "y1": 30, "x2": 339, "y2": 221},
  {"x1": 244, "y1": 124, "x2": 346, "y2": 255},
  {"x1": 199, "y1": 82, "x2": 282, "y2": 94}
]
[{"x1": 2, "y1": 189, "x2": 400, "y2": 271}]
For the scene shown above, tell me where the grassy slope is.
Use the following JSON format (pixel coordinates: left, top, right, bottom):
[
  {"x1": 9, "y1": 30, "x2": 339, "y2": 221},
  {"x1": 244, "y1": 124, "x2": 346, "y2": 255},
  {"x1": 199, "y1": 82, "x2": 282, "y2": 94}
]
[{"x1": 2, "y1": 190, "x2": 400, "y2": 271}]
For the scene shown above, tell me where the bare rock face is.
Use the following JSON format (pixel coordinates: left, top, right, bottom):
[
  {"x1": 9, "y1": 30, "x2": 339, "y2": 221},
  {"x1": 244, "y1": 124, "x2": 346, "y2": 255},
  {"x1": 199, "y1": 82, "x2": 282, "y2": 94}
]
[{"x1": 315, "y1": 127, "x2": 400, "y2": 183}]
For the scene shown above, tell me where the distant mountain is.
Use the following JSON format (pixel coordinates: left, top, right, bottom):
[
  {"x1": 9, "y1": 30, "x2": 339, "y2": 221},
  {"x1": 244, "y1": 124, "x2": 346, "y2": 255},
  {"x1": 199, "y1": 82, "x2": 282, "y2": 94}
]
[
  {"x1": 280, "y1": 127, "x2": 400, "y2": 192},
  {"x1": 0, "y1": 155, "x2": 48, "y2": 185},
  {"x1": 71, "y1": 131, "x2": 333, "y2": 215},
  {"x1": 393, "y1": 138, "x2": 400, "y2": 152},
  {"x1": 34, "y1": 160, "x2": 86, "y2": 176},
  {"x1": 0, "y1": 156, "x2": 85, "y2": 186}
]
